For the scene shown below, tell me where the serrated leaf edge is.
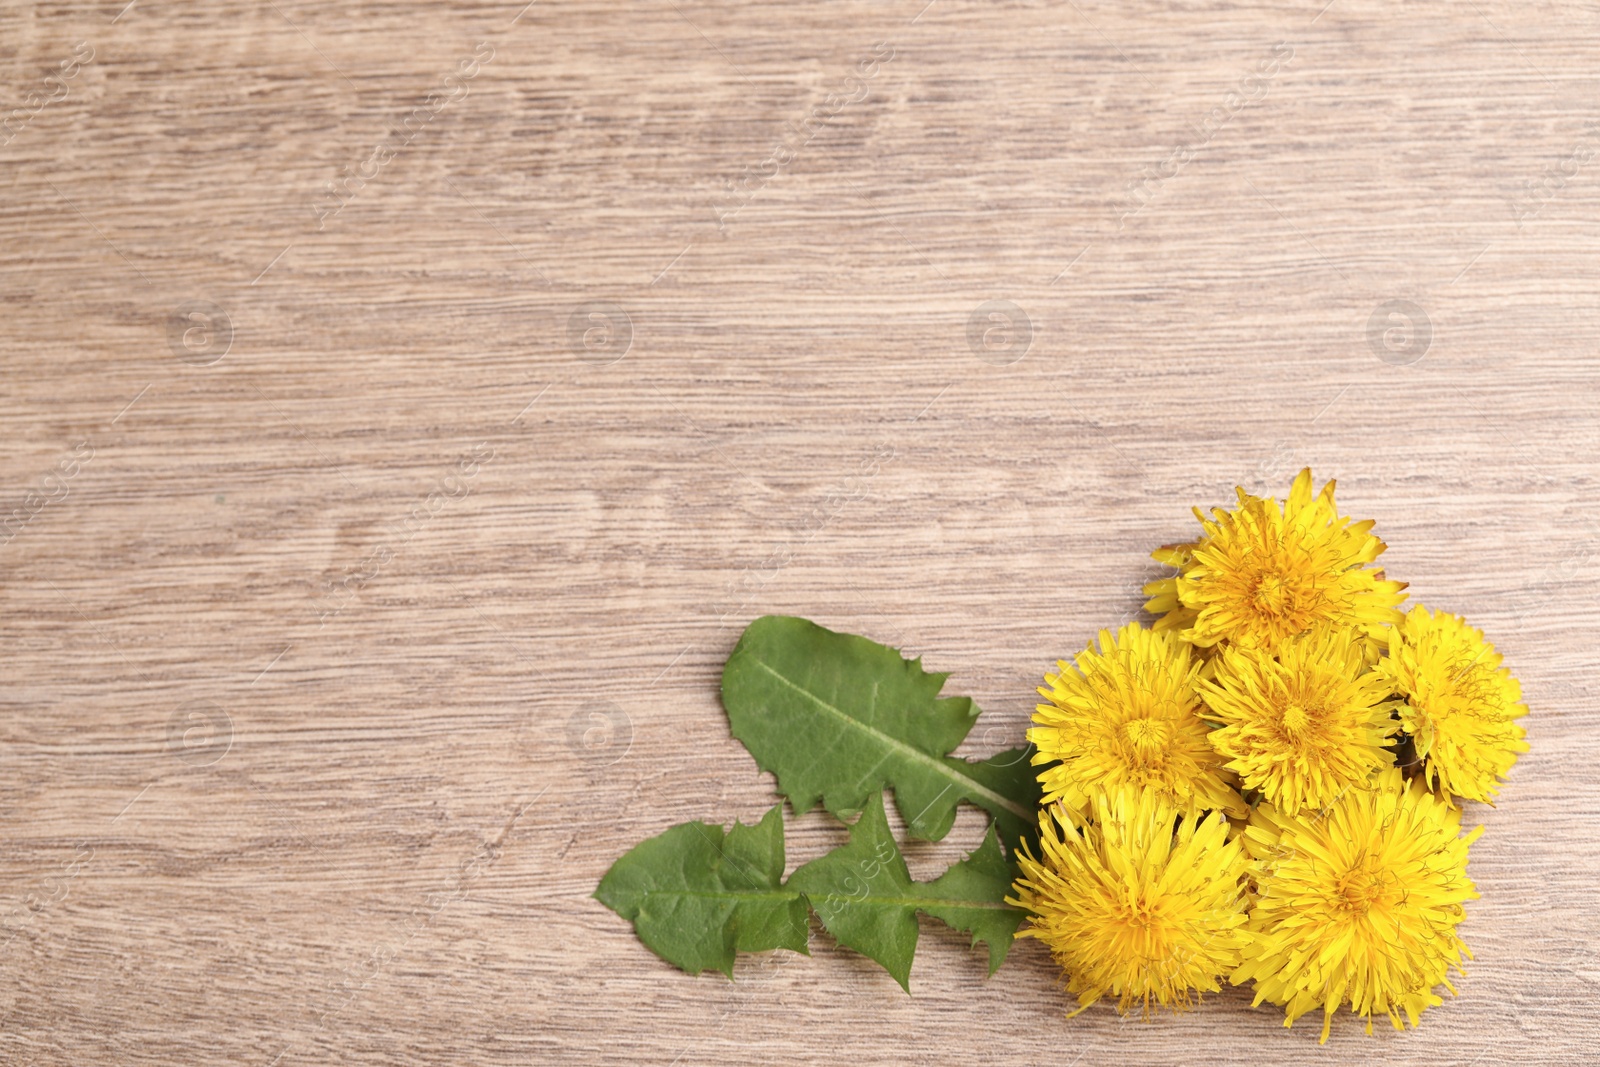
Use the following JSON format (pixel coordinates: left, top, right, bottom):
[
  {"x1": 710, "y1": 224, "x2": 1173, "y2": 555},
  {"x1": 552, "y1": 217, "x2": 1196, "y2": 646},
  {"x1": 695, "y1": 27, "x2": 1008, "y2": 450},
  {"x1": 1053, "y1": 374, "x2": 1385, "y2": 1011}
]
[
  {"x1": 789, "y1": 795, "x2": 1024, "y2": 991},
  {"x1": 599, "y1": 800, "x2": 1026, "y2": 986}
]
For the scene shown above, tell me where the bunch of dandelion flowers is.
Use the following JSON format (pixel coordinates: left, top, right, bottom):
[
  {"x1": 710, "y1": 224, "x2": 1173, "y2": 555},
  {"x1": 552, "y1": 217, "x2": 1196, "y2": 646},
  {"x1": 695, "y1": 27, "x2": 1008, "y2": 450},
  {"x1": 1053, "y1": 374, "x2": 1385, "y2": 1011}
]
[
  {"x1": 1013, "y1": 468, "x2": 1520, "y2": 1039},
  {"x1": 1008, "y1": 790, "x2": 1252, "y2": 1017}
]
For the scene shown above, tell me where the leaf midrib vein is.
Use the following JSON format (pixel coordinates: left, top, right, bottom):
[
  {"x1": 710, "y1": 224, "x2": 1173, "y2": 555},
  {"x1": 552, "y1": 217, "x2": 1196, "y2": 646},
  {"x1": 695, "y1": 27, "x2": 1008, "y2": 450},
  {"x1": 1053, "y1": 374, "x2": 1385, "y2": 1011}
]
[
  {"x1": 751, "y1": 659, "x2": 1031, "y2": 822},
  {"x1": 645, "y1": 889, "x2": 802, "y2": 902},
  {"x1": 820, "y1": 894, "x2": 1020, "y2": 912},
  {"x1": 646, "y1": 888, "x2": 1018, "y2": 912}
]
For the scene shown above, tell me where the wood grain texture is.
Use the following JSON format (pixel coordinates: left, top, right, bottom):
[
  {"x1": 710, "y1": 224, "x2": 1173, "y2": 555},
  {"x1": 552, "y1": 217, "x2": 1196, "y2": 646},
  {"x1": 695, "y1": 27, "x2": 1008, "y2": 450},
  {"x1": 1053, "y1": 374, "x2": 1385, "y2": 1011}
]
[{"x1": 2, "y1": 0, "x2": 1597, "y2": 1062}]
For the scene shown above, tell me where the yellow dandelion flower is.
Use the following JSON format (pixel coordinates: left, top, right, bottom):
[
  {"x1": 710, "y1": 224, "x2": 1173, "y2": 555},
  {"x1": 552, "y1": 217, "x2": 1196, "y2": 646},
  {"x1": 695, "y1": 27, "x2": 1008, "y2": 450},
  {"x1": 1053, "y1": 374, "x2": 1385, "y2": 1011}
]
[
  {"x1": 1143, "y1": 468, "x2": 1407, "y2": 651},
  {"x1": 1029, "y1": 622, "x2": 1246, "y2": 821},
  {"x1": 1377, "y1": 605, "x2": 1530, "y2": 803},
  {"x1": 1234, "y1": 768, "x2": 1481, "y2": 1043},
  {"x1": 1198, "y1": 628, "x2": 1397, "y2": 815},
  {"x1": 1009, "y1": 790, "x2": 1251, "y2": 1017}
]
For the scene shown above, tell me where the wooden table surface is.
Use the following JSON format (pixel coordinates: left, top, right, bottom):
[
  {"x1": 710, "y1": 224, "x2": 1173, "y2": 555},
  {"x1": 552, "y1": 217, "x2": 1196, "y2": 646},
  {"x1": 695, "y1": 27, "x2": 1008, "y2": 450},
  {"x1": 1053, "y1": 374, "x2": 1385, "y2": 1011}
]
[{"x1": 3, "y1": 0, "x2": 1597, "y2": 1063}]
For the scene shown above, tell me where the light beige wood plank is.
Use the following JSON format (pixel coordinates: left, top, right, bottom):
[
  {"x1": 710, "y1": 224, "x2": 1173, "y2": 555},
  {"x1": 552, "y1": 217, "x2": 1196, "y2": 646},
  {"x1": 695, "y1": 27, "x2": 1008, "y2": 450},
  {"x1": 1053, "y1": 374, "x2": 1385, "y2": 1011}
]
[{"x1": 1, "y1": 0, "x2": 1597, "y2": 1061}]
